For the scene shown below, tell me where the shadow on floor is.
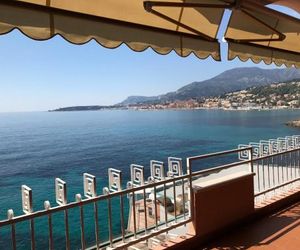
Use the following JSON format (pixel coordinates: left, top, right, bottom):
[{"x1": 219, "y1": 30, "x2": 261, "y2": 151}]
[{"x1": 203, "y1": 202, "x2": 300, "y2": 250}]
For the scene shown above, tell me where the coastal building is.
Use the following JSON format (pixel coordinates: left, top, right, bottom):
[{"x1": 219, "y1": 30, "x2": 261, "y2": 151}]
[{"x1": 289, "y1": 100, "x2": 300, "y2": 108}]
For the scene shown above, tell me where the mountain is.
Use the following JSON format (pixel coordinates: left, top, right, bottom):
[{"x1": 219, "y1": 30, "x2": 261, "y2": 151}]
[
  {"x1": 120, "y1": 96, "x2": 159, "y2": 105},
  {"x1": 119, "y1": 67, "x2": 300, "y2": 105}
]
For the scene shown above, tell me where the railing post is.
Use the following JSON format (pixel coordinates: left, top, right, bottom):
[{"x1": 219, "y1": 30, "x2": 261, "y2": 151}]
[
  {"x1": 7, "y1": 209, "x2": 16, "y2": 250},
  {"x1": 131, "y1": 164, "x2": 147, "y2": 235},
  {"x1": 21, "y1": 185, "x2": 35, "y2": 250},
  {"x1": 249, "y1": 147, "x2": 253, "y2": 173},
  {"x1": 168, "y1": 157, "x2": 183, "y2": 225},
  {"x1": 55, "y1": 178, "x2": 69, "y2": 250},
  {"x1": 44, "y1": 201, "x2": 53, "y2": 250},
  {"x1": 83, "y1": 173, "x2": 99, "y2": 249},
  {"x1": 186, "y1": 158, "x2": 194, "y2": 221},
  {"x1": 76, "y1": 194, "x2": 85, "y2": 250},
  {"x1": 105, "y1": 168, "x2": 123, "y2": 248}
]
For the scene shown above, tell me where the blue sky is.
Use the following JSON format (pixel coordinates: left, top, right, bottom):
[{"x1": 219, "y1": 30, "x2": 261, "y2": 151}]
[{"x1": 0, "y1": 6, "x2": 298, "y2": 112}]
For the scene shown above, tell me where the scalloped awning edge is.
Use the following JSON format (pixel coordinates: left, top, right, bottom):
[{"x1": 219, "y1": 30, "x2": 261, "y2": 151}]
[
  {"x1": 228, "y1": 42, "x2": 300, "y2": 68},
  {"x1": 0, "y1": 2, "x2": 221, "y2": 61}
]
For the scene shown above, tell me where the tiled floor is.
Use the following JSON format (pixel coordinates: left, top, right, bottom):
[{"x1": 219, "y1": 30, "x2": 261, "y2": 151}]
[
  {"x1": 255, "y1": 183, "x2": 300, "y2": 209},
  {"x1": 204, "y1": 201, "x2": 300, "y2": 250}
]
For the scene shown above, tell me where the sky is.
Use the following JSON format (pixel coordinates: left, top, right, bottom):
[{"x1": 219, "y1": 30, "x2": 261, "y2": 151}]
[{"x1": 0, "y1": 5, "x2": 299, "y2": 112}]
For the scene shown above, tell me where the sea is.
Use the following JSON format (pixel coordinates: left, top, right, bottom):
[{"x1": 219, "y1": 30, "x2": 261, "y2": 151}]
[{"x1": 0, "y1": 109, "x2": 300, "y2": 249}]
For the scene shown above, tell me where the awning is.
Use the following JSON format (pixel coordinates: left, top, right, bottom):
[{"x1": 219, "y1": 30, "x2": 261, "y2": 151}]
[
  {"x1": 225, "y1": 0, "x2": 300, "y2": 68},
  {"x1": 0, "y1": 0, "x2": 224, "y2": 61},
  {"x1": 0, "y1": 0, "x2": 299, "y2": 67}
]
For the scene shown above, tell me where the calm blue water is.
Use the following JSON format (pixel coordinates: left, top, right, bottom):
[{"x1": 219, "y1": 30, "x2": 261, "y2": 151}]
[{"x1": 0, "y1": 109, "x2": 300, "y2": 249}]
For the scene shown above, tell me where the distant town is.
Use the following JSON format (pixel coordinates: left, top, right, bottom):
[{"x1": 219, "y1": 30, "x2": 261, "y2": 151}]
[
  {"x1": 51, "y1": 79, "x2": 300, "y2": 112},
  {"x1": 125, "y1": 80, "x2": 300, "y2": 111}
]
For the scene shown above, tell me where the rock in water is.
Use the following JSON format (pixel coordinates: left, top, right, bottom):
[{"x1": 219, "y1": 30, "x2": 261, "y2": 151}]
[{"x1": 286, "y1": 120, "x2": 300, "y2": 128}]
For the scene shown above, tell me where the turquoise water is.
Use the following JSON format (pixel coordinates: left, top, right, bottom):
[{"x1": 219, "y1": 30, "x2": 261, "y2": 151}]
[{"x1": 0, "y1": 109, "x2": 300, "y2": 249}]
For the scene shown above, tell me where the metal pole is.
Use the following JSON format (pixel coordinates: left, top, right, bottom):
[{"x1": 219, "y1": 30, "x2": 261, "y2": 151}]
[
  {"x1": 257, "y1": 161, "x2": 261, "y2": 193},
  {"x1": 94, "y1": 202, "x2": 99, "y2": 250},
  {"x1": 44, "y1": 201, "x2": 53, "y2": 250},
  {"x1": 107, "y1": 198, "x2": 113, "y2": 248},
  {"x1": 262, "y1": 159, "x2": 266, "y2": 191},
  {"x1": 187, "y1": 158, "x2": 193, "y2": 221},
  {"x1": 11, "y1": 223, "x2": 16, "y2": 250},
  {"x1": 132, "y1": 191, "x2": 137, "y2": 237},
  {"x1": 48, "y1": 214, "x2": 53, "y2": 250},
  {"x1": 30, "y1": 219, "x2": 35, "y2": 250},
  {"x1": 7, "y1": 209, "x2": 16, "y2": 250},
  {"x1": 249, "y1": 147, "x2": 253, "y2": 173},
  {"x1": 153, "y1": 185, "x2": 158, "y2": 230},
  {"x1": 267, "y1": 157, "x2": 270, "y2": 189},
  {"x1": 173, "y1": 179, "x2": 177, "y2": 223},
  {"x1": 64, "y1": 210, "x2": 70, "y2": 250},
  {"x1": 120, "y1": 195, "x2": 125, "y2": 242},
  {"x1": 272, "y1": 155, "x2": 275, "y2": 188},
  {"x1": 76, "y1": 194, "x2": 85, "y2": 250},
  {"x1": 163, "y1": 183, "x2": 168, "y2": 226},
  {"x1": 143, "y1": 188, "x2": 148, "y2": 234}
]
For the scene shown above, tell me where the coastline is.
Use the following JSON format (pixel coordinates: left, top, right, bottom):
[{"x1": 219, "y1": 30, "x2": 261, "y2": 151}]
[{"x1": 49, "y1": 106, "x2": 300, "y2": 112}]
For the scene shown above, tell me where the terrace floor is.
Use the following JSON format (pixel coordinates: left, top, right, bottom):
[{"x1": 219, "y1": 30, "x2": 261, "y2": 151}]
[
  {"x1": 128, "y1": 173, "x2": 300, "y2": 250},
  {"x1": 204, "y1": 201, "x2": 300, "y2": 250}
]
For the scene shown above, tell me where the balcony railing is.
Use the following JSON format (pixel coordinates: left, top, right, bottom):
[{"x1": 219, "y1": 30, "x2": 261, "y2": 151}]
[
  {"x1": 0, "y1": 158, "x2": 192, "y2": 250},
  {"x1": 0, "y1": 135, "x2": 299, "y2": 249},
  {"x1": 238, "y1": 135, "x2": 300, "y2": 202}
]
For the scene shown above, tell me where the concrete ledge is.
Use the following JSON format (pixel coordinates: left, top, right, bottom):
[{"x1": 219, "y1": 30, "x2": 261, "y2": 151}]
[
  {"x1": 192, "y1": 171, "x2": 255, "y2": 238},
  {"x1": 154, "y1": 179, "x2": 300, "y2": 250},
  {"x1": 193, "y1": 171, "x2": 254, "y2": 191}
]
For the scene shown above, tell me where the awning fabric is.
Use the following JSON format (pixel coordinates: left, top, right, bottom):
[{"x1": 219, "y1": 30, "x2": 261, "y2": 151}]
[
  {"x1": 0, "y1": 0, "x2": 223, "y2": 60},
  {"x1": 0, "y1": 0, "x2": 299, "y2": 67},
  {"x1": 225, "y1": 0, "x2": 300, "y2": 68}
]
